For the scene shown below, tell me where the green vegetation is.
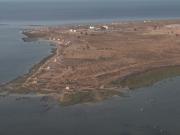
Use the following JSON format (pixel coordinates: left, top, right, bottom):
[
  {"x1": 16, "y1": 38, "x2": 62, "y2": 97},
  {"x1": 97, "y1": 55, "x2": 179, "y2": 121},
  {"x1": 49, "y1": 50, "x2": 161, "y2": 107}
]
[
  {"x1": 60, "y1": 91, "x2": 95, "y2": 106},
  {"x1": 60, "y1": 89, "x2": 122, "y2": 106},
  {"x1": 111, "y1": 66, "x2": 180, "y2": 89}
]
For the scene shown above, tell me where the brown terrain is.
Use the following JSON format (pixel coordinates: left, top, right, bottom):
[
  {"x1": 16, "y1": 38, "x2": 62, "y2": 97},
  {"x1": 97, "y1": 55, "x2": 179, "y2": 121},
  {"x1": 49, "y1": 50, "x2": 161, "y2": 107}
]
[{"x1": 2, "y1": 20, "x2": 180, "y2": 105}]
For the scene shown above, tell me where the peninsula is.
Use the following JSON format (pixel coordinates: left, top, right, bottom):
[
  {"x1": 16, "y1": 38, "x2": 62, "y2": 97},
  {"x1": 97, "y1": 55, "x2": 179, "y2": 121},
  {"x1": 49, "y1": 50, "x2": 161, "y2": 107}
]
[{"x1": 2, "y1": 20, "x2": 180, "y2": 105}]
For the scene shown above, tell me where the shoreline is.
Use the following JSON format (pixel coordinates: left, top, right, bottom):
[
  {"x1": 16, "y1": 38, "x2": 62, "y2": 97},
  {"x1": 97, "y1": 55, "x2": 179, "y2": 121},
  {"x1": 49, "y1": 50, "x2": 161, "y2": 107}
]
[
  {"x1": 2, "y1": 19, "x2": 180, "y2": 104},
  {"x1": 0, "y1": 46, "x2": 57, "y2": 94}
]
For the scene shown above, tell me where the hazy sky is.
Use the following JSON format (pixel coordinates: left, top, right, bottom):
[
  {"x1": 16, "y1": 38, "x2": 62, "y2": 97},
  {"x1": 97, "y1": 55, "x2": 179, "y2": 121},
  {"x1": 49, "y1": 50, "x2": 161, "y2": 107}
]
[
  {"x1": 0, "y1": 0, "x2": 173, "y2": 1},
  {"x1": 0, "y1": 0, "x2": 103, "y2": 1},
  {"x1": 0, "y1": 0, "x2": 114, "y2": 1},
  {"x1": 0, "y1": 0, "x2": 159, "y2": 1},
  {"x1": 0, "y1": 0, "x2": 175, "y2": 2}
]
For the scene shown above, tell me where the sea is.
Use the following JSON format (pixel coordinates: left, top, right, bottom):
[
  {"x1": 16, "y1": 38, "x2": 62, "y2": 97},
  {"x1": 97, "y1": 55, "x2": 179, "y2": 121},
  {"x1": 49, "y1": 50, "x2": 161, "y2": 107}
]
[
  {"x1": 0, "y1": 0, "x2": 180, "y2": 135},
  {"x1": 1, "y1": 0, "x2": 180, "y2": 25}
]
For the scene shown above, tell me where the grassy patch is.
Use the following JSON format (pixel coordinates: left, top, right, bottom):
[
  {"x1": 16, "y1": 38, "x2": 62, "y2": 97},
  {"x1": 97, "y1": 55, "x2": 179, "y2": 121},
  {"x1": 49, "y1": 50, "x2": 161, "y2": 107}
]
[{"x1": 111, "y1": 66, "x2": 180, "y2": 89}]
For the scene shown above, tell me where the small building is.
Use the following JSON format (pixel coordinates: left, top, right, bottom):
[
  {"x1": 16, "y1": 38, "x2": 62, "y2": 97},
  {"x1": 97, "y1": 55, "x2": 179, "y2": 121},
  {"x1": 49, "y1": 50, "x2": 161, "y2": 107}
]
[
  {"x1": 69, "y1": 29, "x2": 77, "y2": 33},
  {"x1": 65, "y1": 41, "x2": 71, "y2": 46},
  {"x1": 46, "y1": 66, "x2": 50, "y2": 70},
  {"x1": 32, "y1": 80, "x2": 37, "y2": 84},
  {"x1": 54, "y1": 58, "x2": 57, "y2": 62},
  {"x1": 89, "y1": 26, "x2": 95, "y2": 30},
  {"x1": 65, "y1": 86, "x2": 70, "y2": 90},
  {"x1": 101, "y1": 25, "x2": 109, "y2": 30}
]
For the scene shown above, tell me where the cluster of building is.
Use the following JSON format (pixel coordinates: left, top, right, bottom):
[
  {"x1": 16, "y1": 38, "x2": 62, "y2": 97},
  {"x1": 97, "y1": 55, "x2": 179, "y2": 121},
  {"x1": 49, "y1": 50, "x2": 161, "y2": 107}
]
[
  {"x1": 89, "y1": 25, "x2": 109, "y2": 31},
  {"x1": 68, "y1": 25, "x2": 109, "y2": 33}
]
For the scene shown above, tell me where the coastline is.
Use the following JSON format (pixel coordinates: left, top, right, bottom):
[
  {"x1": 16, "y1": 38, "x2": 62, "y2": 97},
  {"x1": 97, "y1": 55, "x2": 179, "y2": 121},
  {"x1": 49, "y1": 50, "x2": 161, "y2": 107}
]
[
  {"x1": 2, "y1": 19, "x2": 180, "y2": 105},
  {"x1": 0, "y1": 46, "x2": 57, "y2": 94}
]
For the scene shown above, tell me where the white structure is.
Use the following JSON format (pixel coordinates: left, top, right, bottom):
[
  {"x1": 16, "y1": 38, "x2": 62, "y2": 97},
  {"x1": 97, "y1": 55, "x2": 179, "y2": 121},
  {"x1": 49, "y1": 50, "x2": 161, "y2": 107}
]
[
  {"x1": 46, "y1": 66, "x2": 50, "y2": 70},
  {"x1": 65, "y1": 41, "x2": 71, "y2": 46},
  {"x1": 32, "y1": 80, "x2": 37, "y2": 84},
  {"x1": 165, "y1": 24, "x2": 180, "y2": 28},
  {"x1": 102, "y1": 25, "x2": 109, "y2": 30},
  {"x1": 89, "y1": 26, "x2": 95, "y2": 30},
  {"x1": 69, "y1": 29, "x2": 77, "y2": 33},
  {"x1": 54, "y1": 58, "x2": 57, "y2": 62},
  {"x1": 144, "y1": 20, "x2": 152, "y2": 23},
  {"x1": 65, "y1": 86, "x2": 70, "y2": 90}
]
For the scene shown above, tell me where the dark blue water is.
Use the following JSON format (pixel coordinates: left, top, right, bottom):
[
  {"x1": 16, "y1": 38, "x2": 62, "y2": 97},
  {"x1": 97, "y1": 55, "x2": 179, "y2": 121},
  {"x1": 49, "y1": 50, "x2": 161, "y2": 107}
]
[
  {"x1": 0, "y1": 0, "x2": 180, "y2": 25},
  {"x1": 0, "y1": 25, "x2": 52, "y2": 84},
  {"x1": 0, "y1": 1, "x2": 180, "y2": 135},
  {"x1": 0, "y1": 77, "x2": 180, "y2": 135}
]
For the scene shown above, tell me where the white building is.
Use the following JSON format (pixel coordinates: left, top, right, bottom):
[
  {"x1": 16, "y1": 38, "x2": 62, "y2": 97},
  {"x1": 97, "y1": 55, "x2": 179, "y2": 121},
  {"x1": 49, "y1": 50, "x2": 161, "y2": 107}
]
[
  {"x1": 69, "y1": 29, "x2": 77, "y2": 33},
  {"x1": 101, "y1": 25, "x2": 109, "y2": 30},
  {"x1": 89, "y1": 26, "x2": 95, "y2": 30},
  {"x1": 65, "y1": 86, "x2": 70, "y2": 90}
]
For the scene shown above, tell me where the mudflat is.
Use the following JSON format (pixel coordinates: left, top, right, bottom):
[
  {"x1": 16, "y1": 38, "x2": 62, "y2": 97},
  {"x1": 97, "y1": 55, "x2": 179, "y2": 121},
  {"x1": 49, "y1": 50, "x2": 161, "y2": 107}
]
[{"x1": 2, "y1": 20, "x2": 180, "y2": 104}]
